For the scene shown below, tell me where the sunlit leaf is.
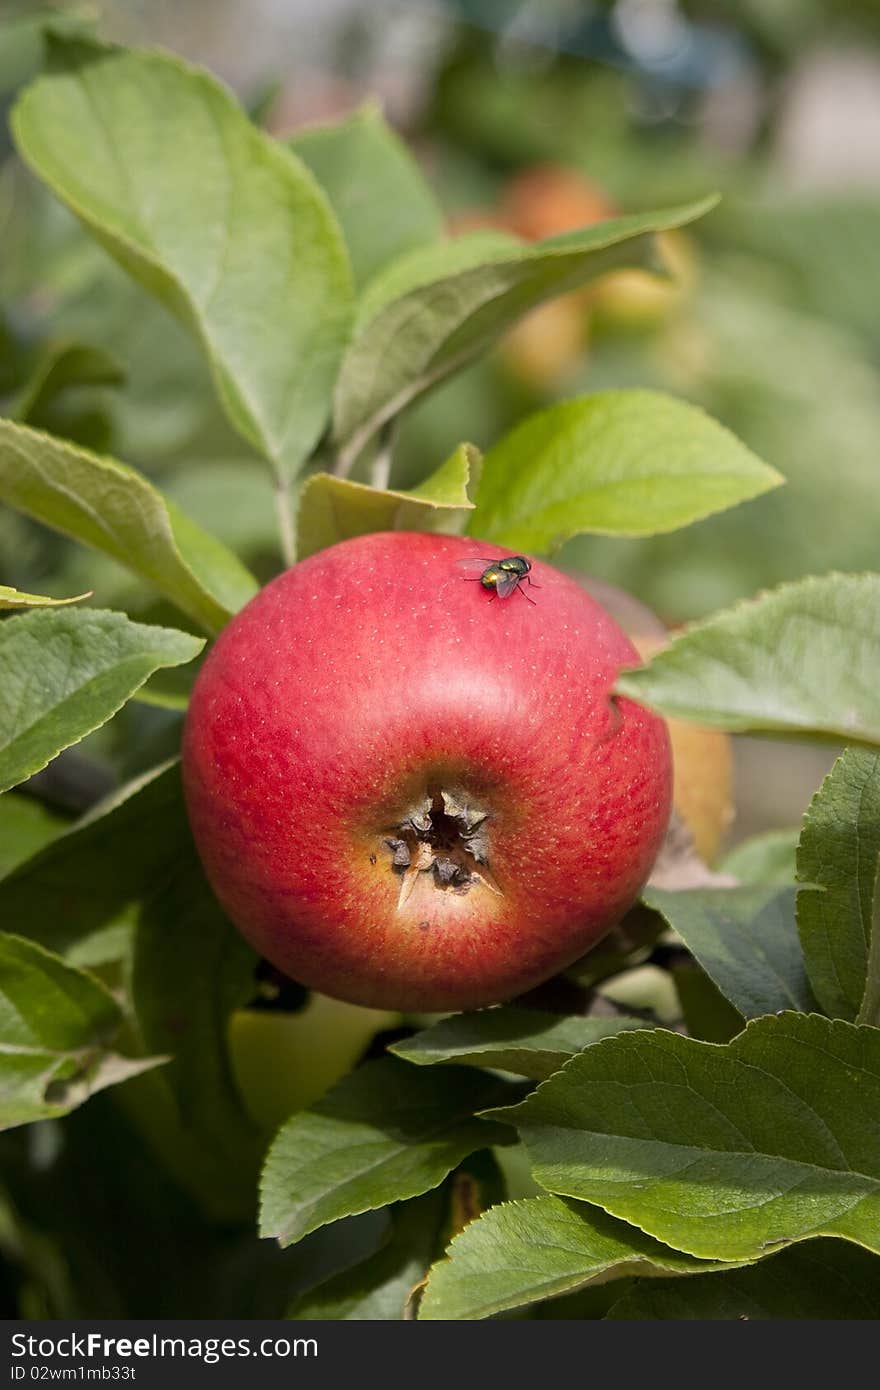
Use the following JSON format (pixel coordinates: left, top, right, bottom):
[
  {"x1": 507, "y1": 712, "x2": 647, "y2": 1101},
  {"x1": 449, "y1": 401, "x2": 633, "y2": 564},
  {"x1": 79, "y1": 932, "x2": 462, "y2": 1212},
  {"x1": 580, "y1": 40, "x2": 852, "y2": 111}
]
[
  {"x1": 13, "y1": 35, "x2": 354, "y2": 479},
  {"x1": 617, "y1": 574, "x2": 880, "y2": 745},
  {"x1": 469, "y1": 391, "x2": 781, "y2": 552},
  {"x1": 290, "y1": 103, "x2": 442, "y2": 289},
  {"x1": 391, "y1": 1008, "x2": 645, "y2": 1081},
  {"x1": 797, "y1": 747, "x2": 880, "y2": 1021},
  {"x1": 0, "y1": 417, "x2": 257, "y2": 632},
  {"x1": 492, "y1": 1013, "x2": 880, "y2": 1261},
  {"x1": 0, "y1": 933, "x2": 160, "y2": 1130},
  {"x1": 295, "y1": 443, "x2": 478, "y2": 560},
  {"x1": 259, "y1": 1058, "x2": 518, "y2": 1248},
  {"x1": 420, "y1": 1195, "x2": 729, "y2": 1320},
  {"x1": 333, "y1": 198, "x2": 717, "y2": 470},
  {"x1": 0, "y1": 584, "x2": 91, "y2": 611},
  {"x1": 0, "y1": 608, "x2": 202, "y2": 793}
]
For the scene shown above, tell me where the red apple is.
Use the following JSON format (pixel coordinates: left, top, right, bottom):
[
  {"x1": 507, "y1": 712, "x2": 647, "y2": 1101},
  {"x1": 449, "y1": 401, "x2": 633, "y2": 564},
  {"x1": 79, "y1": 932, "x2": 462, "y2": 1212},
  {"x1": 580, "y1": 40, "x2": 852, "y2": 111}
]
[{"x1": 182, "y1": 532, "x2": 672, "y2": 1011}]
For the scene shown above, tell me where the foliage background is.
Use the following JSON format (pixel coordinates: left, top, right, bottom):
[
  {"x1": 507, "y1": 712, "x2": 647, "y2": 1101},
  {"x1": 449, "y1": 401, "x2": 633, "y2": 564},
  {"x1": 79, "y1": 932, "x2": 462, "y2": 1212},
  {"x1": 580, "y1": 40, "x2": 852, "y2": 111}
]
[{"x1": 1, "y1": 0, "x2": 879, "y2": 1320}]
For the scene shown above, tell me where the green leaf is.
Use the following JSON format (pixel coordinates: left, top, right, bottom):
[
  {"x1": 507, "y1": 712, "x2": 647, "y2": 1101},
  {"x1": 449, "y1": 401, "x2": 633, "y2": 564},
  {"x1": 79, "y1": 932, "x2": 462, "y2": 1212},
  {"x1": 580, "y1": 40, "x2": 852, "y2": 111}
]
[
  {"x1": 132, "y1": 849, "x2": 259, "y2": 1155},
  {"x1": 862, "y1": 880, "x2": 880, "y2": 1031},
  {"x1": 419, "y1": 1195, "x2": 728, "y2": 1320},
  {"x1": 0, "y1": 584, "x2": 91, "y2": 611},
  {"x1": 607, "y1": 1239, "x2": 880, "y2": 1319},
  {"x1": 390, "y1": 1008, "x2": 646, "y2": 1081},
  {"x1": 616, "y1": 574, "x2": 880, "y2": 745},
  {"x1": 492, "y1": 1013, "x2": 880, "y2": 1262},
  {"x1": 671, "y1": 962, "x2": 746, "y2": 1045},
  {"x1": 0, "y1": 933, "x2": 160, "y2": 1130},
  {"x1": 13, "y1": 35, "x2": 354, "y2": 480},
  {"x1": 0, "y1": 608, "x2": 203, "y2": 794},
  {"x1": 332, "y1": 197, "x2": 718, "y2": 471},
  {"x1": 0, "y1": 794, "x2": 67, "y2": 880},
  {"x1": 0, "y1": 767, "x2": 261, "y2": 1216},
  {"x1": 796, "y1": 747, "x2": 880, "y2": 1022},
  {"x1": 290, "y1": 1188, "x2": 448, "y2": 1320},
  {"x1": 643, "y1": 885, "x2": 813, "y2": 1019},
  {"x1": 295, "y1": 443, "x2": 478, "y2": 560},
  {"x1": 0, "y1": 760, "x2": 186, "y2": 965},
  {"x1": 290, "y1": 104, "x2": 443, "y2": 290},
  {"x1": 259, "y1": 1058, "x2": 518, "y2": 1248},
  {"x1": 719, "y1": 829, "x2": 799, "y2": 885},
  {"x1": 353, "y1": 231, "x2": 521, "y2": 322},
  {"x1": 8, "y1": 340, "x2": 124, "y2": 424},
  {"x1": 468, "y1": 391, "x2": 782, "y2": 553},
  {"x1": 0, "y1": 418, "x2": 258, "y2": 633},
  {"x1": 160, "y1": 460, "x2": 279, "y2": 572}
]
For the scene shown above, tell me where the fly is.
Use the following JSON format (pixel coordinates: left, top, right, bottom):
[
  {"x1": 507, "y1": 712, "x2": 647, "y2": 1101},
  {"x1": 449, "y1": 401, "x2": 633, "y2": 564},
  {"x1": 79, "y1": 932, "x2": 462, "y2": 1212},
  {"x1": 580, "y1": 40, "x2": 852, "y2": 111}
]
[{"x1": 457, "y1": 555, "x2": 539, "y2": 604}]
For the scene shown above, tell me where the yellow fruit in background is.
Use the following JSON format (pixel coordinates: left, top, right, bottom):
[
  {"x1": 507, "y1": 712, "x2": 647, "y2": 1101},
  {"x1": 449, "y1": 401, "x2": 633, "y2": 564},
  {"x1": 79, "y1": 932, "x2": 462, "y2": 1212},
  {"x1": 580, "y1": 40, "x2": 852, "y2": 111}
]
[
  {"x1": 577, "y1": 578, "x2": 733, "y2": 864},
  {"x1": 228, "y1": 993, "x2": 399, "y2": 1131},
  {"x1": 455, "y1": 165, "x2": 696, "y2": 386},
  {"x1": 590, "y1": 231, "x2": 697, "y2": 333},
  {"x1": 499, "y1": 294, "x2": 590, "y2": 388},
  {"x1": 633, "y1": 635, "x2": 733, "y2": 864}
]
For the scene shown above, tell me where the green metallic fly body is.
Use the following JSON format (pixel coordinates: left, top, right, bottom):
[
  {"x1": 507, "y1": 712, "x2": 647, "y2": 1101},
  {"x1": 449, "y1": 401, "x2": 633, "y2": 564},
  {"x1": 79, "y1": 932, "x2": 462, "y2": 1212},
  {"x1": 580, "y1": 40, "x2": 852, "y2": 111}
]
[{"x1": 457, "y1": 554, "x2": 539, "y2": 604}]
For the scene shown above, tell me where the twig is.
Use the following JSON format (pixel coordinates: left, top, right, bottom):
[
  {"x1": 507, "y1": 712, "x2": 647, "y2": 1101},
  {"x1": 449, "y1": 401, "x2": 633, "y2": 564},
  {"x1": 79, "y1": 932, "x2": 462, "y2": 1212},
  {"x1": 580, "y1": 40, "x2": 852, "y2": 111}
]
[
  {"x1": 369, "y1": 440, "x2": 392, "y2": 490},
  {"x1": 274, "y1": 478, "x2": 296, "y2": 569},
  {"x1": 332, "y1": 437, "x2": 359, "y2": 479}
]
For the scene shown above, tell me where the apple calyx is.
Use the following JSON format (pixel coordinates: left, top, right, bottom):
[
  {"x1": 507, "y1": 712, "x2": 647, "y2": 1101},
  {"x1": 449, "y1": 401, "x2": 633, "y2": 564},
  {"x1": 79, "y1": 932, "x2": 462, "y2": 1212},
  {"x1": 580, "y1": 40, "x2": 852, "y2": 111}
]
[{"x1": 383, "y1": 786, "x2": 502, "y2": 909}]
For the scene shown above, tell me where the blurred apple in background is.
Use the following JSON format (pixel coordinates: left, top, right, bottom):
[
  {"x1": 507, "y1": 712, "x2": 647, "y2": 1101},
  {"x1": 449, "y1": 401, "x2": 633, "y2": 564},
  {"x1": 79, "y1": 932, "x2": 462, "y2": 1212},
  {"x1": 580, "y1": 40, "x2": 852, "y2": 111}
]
[
  {"x1": 498, "y1": 294, "x2": 590, "y2": 388},
  {"x1": 577, "y1": 576, "x2": 733, "y2": 865},
  {"x1": 498, "y1": 164, "x2": 618, "y2": 240},
  {"x1": 590, "y1": 228, "x2": 697, "y2": 333},
  {"x1": 493, "y1": 165, "x2": 609, "y2": 388},
  {"x1": 229, "y1": 993, "x2": 399, "y2": 1131},
  {"x1": 455, "y1": 164, "x2": 698, "y2": 389}
]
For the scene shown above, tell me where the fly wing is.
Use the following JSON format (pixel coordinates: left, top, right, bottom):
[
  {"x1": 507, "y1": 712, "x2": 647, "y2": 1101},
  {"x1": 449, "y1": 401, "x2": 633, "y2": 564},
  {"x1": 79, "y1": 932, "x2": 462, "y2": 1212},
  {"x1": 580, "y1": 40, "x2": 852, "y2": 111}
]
[
  {"x1": 456, "y1": 557, "x2": 493, "y2": 577},
  {"x1": 494, "y1": 570, "x2": 520, "y2": 598}
]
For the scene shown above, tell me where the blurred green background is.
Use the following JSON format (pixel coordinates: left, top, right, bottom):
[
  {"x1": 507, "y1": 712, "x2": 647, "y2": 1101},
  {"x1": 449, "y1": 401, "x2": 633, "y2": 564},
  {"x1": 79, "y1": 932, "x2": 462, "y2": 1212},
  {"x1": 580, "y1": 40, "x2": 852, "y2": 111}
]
[{"x1": 3, "y1": 0, "x2": 879, "y2": 837}]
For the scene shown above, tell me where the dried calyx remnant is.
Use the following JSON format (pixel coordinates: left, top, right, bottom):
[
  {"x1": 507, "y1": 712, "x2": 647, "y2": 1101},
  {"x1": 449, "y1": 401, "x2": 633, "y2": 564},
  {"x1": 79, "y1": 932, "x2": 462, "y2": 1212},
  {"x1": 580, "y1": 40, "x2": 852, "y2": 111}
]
[{"x1": 383, "y1": 787, "x2": 502, "y2": 909}]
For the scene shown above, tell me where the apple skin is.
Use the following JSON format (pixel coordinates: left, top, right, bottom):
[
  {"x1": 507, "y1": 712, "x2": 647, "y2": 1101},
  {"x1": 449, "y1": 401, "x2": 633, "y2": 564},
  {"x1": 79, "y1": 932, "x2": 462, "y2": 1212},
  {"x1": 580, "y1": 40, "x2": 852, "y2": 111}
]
[{"x1": 182, "y1": 532, "x2": 672, "y2": 1012}]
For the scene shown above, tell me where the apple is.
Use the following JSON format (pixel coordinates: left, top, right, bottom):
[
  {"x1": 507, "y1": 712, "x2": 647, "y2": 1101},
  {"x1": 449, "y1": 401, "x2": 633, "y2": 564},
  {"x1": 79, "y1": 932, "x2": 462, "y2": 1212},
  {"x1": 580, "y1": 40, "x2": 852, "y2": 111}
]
[
  {"x1": 446, "y1": 166, "x2": 616, "y2": 244},
  {"x1": 450, "y1": 166, "x2": 612, "y2": 389},
  {"x1": 228, "y1": 993, "x2": 399, "y2": 1130},
  {"x1": 493, "y1": 168, "x2": 698, "y2": 336},
  {"x1": 182, "y1": 532, "x2": 672, "y2": 1012},
  {"x1": 494, "y1": 166, "x2": 612, "y2": 387},
  {"x1": 590, "y1": 230, "x2": 697, "y2": 334},
  {"x1": 631, "y1": 633, "x2": 733, "y2": 864},
  {"x1": 498, "y1": 165, "x2": 618, "y2": 241},
  {"x1": 498, "y1": 295, "x2": 589, "y2": 389},
  {"x1": 460, "y1": 166, "x2": 694, "y2": 388}
]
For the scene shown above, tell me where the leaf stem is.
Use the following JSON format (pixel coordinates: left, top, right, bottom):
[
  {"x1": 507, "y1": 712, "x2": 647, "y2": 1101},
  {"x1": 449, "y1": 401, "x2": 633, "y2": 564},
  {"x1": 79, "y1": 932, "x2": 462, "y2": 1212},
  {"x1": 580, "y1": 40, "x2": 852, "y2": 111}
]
[
  {"x1": 274, "y1": 478, "x2": 296, "y2": 569},
  {"x1": 332, "y1": 438, "x2": 359, "y2": 479},
  {"x1": 369, "y1": 441, "x2": 392, "y2": 491}
]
